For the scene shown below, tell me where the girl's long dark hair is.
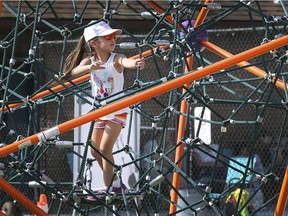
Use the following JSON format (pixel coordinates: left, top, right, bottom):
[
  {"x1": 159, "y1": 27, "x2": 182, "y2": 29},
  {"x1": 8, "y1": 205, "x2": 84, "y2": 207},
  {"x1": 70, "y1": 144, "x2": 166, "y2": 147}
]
[
  {"x1": 51, "y1": 35, "x2": 92, "y2": 86},
  {"x1": 63, "y1": 35, "x2": 87, "y2": 78}
]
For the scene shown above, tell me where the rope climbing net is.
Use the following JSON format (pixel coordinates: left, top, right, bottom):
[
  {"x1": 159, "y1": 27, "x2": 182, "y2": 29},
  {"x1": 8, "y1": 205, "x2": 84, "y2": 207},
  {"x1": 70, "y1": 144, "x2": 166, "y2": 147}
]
[{"x1": 0, "y1": 1, "x2": 288, "y2": 216}]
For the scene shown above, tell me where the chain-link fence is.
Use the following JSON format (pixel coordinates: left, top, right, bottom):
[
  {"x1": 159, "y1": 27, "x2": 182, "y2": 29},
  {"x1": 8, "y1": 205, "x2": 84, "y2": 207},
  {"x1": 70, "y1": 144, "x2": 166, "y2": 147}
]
[{"x1": 1, "y1": 25, "x2": 286, "y2": 215}]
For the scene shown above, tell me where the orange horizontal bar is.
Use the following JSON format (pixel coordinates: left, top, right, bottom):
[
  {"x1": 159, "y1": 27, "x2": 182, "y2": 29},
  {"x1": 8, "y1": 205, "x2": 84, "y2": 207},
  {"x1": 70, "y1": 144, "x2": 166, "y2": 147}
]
[
  {"x1": 0, "y1": 73, "x2": 90, "y2": 113},
  {"x1": 0, "y1": 35, "x2": 287, "y2": 158},
  {"x1": 201, "y1": 40, "x2": 287, "y2": 90},
  {"x1": 0, "y1": 178, "x2": 48, "y2": 216}
]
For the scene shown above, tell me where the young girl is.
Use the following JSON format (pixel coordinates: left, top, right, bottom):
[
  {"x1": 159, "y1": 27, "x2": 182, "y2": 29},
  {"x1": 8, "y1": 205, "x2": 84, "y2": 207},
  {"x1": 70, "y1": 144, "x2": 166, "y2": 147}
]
[{"x1": 64, "y1": 21, "x2": 144, "y2": 197}]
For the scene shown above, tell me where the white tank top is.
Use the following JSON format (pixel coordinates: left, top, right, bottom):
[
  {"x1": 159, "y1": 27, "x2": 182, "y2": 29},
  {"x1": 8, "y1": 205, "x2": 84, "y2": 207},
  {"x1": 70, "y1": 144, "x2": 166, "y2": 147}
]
[{"x1": 90, "y1": 53, "x2": 129, "y2": 120}]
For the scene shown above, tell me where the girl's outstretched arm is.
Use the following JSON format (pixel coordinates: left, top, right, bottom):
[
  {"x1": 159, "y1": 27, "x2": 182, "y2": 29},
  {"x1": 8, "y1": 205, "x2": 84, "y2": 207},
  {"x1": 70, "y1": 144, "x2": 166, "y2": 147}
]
[
  {"x1": 117, "y1": 54, "x2": 145, "y2": 70},
  {"x1": 72, "y1": 57, "x2": 105, "y2": 77}
]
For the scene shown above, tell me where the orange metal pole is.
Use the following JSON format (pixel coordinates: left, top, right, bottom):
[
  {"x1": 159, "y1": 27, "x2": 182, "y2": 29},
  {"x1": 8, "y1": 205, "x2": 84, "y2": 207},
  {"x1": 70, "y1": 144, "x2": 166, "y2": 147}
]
[
  {"x1": 0, "y1": 0, "x2": 2, "y2": 17},
  {"x1": 201, "y1": 40, "x2": 287, "y2": 90},
  {"x1": 146, "y1": 1, "x2": 174, "y2": 25},
  {"x1": 0, "y1": 73, "x2": 90, "y2": 113},
  {"x1": 275, "y1": 165, "x2": 288, "y2": 216},
  {"x1": 194, "y1": 0, "x2": 214, "y2": 27},
  {"x1": 0, "y1": 35, "x2": 287, "y2": 158},
  {"x1": 169, "y1": 53, "x2": 193, "y2": 214},
  {"x1": 146, "y1": 0, "x2": 214, "y2": 29},
  {"x1": 0, "y1": 178, "x2": 48, "y2": 216}
]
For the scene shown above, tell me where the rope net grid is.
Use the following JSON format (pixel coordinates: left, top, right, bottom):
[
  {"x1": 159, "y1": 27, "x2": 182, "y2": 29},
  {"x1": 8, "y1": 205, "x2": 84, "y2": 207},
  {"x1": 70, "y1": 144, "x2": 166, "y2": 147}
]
[{"x1": 0, "y1": 1, "x2": 288, "y2": 215}]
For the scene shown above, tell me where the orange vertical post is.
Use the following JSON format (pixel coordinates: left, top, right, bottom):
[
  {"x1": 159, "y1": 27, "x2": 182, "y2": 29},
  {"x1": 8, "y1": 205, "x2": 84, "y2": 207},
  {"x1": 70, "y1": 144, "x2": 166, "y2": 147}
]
[
  {"x1": 275, "y1": 165, "x2": 288, "y2": 216},
  {"x1": 0, "y1": 0, "x2": 2, "y2": 16},
  {"x1": 169, "y1": 0, "x2": 213, "y2": 213},
  {"x1": 193, "y1": 0, "x2": 214, "y2": 27},
  {"x1": 169, "y1": 53, "x2": 193, "y2": 214},
  {"x1": 0, "y1": 178, "x2": 49, "y2": 216}
]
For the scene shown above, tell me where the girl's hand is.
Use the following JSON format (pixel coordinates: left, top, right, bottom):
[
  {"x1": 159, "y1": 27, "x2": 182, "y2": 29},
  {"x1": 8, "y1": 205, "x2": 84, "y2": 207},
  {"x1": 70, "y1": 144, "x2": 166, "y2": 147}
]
[
  {"x1": 89, "y1": 62, "x2": 105, "y2": 71},
  {"x1": 136, "y1": 58, "x2": 145, "y2": 70}
]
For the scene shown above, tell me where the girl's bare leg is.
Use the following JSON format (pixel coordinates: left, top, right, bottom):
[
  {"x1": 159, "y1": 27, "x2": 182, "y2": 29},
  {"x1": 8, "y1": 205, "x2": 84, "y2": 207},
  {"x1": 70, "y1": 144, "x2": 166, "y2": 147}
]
[
  {"x1": 91, "y1": 127, "x2": 104, "y2": 169},
  {"x1": 99, "y1": 121, "x2": 122, "y2": 186},
  {"x1": 91, "y1": 121, "x2": 122, "y2": 186}
]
